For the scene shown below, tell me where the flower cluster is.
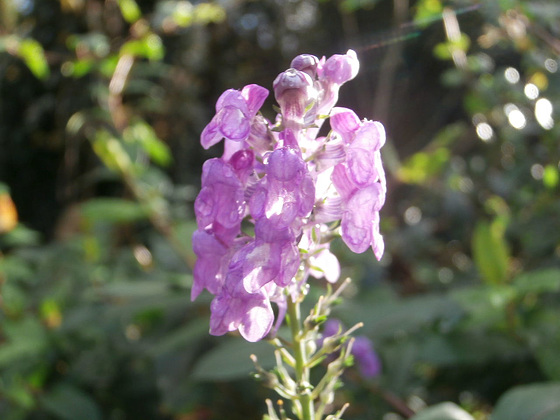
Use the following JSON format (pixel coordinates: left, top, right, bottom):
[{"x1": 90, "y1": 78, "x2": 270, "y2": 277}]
[{"x1": 192, "y1": 50, "x2": 386, "y2": 342}]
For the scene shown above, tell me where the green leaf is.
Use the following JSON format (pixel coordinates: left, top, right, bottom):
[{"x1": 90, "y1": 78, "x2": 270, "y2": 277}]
[
  {"x1": 80, "y1": 198, "x2": 149, "y2": 223},
  {"x1": 434, "y1": 34, "x2": 471, "y2": 60},
  {"x1": 399, "y1": 148, "x2": 450, "y2": 184},
  {"x1": 117, "y1": 0, "x2": 142, "y2": 23},
  {"x1": 450, "y1": 285, "x2": 515, "y2": 328},
  {"x1": 491, "y1": 383, "x2": 560, "y2": 420},
  {"x1": 535, "y1": 339, "x2": 560, "y2": 381},
  {"x1": 472, "y1": 220, "x2": 510, "y2": 285},
  {"x1": 41, "y1": 384, "x2": 102, "y2": 420},
  {"x1": 123, "y1": 120, "x2": 171, "y2": 166},
  {"x1": 513, "y1": 268, "x2": 560, "y2": 294},
  {"x1": 120, "y1": 34, "x2": 164, "y2": 61},
  {"x1": 18, "y1": 39, "x2": 50, "y2": 79},
  {"x1": 417, "y1": 330, "x2": 526, "y2": 367},
  {"x1": 411, "y1": 402, "x2": 474, "y2": 420},
  {"x1": 342, "y1": 294, "x2": 462, "y2": 340},
  {"x1": 99, "y1": 279, "x2": 170, "y2": 299},
  {"x1": 0, "y1": 317, "x2": 48, "y2": 368},
  {"x1": 339, "y1": 0, "x2": 380, "y2": 13},
  {"x1": 543, "y1": 164, "x2": 559, "y2": 189},
  {"x1": 191, "y1": 339, "x2": 276, "y2": 381},
  {"x1": 398, "y1": 123, "x2": 463, "y2": 185},
  {"x1": 92, "y1": 130, "x2": 133, "y2": 173},
  {"x1": 413, "y1": 0, "x2": 443, "y2": 28}
]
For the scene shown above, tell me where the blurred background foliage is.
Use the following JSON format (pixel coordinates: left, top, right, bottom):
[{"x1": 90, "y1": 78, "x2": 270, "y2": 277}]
[{"x1": 0, "y1": 0, "x2": 559, "y2": 419}]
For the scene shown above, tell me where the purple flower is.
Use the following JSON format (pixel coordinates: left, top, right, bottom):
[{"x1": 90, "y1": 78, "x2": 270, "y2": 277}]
[
  {"x1": 316, "y1": 50, "x2": 360, "y2": 115},
  {"x1": 352, "y1": 336, "x2": 382, "y2": 378},
  {"x1": 330, "y1": 108, "x2": 386, "y2": 259},
  {"x1": 273, "y1": 69, "x2": 316, "y2": 129},
  {"x1": 201, "y1": 84, "x2": 268, "y2": 149},
  {"x1": 192, "y1": 49, "x2": 388, "y2": 341},
  {"x1": 209, "y1": 269, "x2": 274, "y2": 342},
  {"x1": 194, "y1": 158, "x2": 246, "y2": 231}
]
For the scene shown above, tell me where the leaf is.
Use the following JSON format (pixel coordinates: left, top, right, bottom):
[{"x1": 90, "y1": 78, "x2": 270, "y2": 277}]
[
  {"x1": 417, "y1": 330, "x2": 527, "y2": 367},
  {"x1": 411, "y1": 402, "x2": 474, "y2": 420},
  {"x1": 413, "y1": 0, "x2": 443, "y2": 28},
  {"x1": 92, "y1": 130, "x2": 133, "y2": 173},
  {"x1": 123, "y1": 120, "x2": 171, "y2": 166},
  {"x1": 18, "y1": 38, "x2": 50, "y2": 79},
  {"x1": 513, "y1": 269, "x2": 560, "y2": 294},
  {"x1": 80, "y1": 198, "x2": 149, "y2": 223},
  {"x1": 339, "y1": 0, "x2": 380, "y2": 13},
  {"x1": 543, "y1": 164, "x2": 559, "y2": 189},
  {"x1": 398, "y1": 123, "x2": 463, "y2": 185},
  {"x1": 0, "y1": 317, "x2": 48, "y2": 367},
  {"x1": 148, "y1": 319, "x2": 209, "y2": 356},
  {"x1": 491, "y1": 383, "x2": 560, "y2": 420},
  {"x1": 117, "y1": 0, "x2": 141, "y2": 23},
  {"x1": 99, "y1": 279, "x2": 170, "y2": 299},
  {"x1": 472, "y1": 220, "x2": 510, "y2": 285},
  {"x1": 450, "y1": 285, "x2": 515, "y2": 328},
  {"x1": 120, "y1": 34, "x2": 164, "y2": 61},
  {"x1": 342, "y1": 294, "x2": 462, "y2": 340},
  {"x1": 41, "y1": 384, "x2": 102, "y2": 420},
  {"x1": 191, "y1": 338, "x2": 276, "y2": 381},
  {"x1": 399, "y1": 148, "x2": 450, "y2": 184}
]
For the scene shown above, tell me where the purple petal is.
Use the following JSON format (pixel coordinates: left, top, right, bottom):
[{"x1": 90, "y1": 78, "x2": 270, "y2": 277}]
[
  {"x1": 371, "y1": 212, "x2": 384, "y2": 261},
  {"x1": 268, "y1": 147, "x2": 304, "y2": 182},
  {"x1": 200, "y1": 117, "x2": 223, "y2": 149},
  {"x1": 216, "y1": 89, "x2": 248, "y2": 113},
  {"x1": 330, "y1": 107, "x2": 361, "y2": 139},
  {"x1": 191, "y1": 229, "x2": 228, "y2": 300},
  {"x1": 239, "y1": 293, "x2": 274, "y2": 342},
  {"x1": 331, "y1": 163, "x2": 357, "y2": 200},
  {"x1": 352, "y1": 336, "x2": 381, "y2": 378},
  {"x1": 218, "y1": 106, "x2": 251, "y2": 140},
  {"x1": 242, "y1": 84, "x2": 269, "y2": 116},
  {"x1": 347, "y1": 147, "x2": 375, "y2": 186},
  {"x1": 240, "y1": 241, "x2": 280, "y2": 293}
]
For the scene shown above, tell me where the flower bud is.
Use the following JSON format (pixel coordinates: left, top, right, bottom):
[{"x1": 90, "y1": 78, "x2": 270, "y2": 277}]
[
  {"x1": 290, "y1": 54, "x2": 320, "y2": 78},
  {"x1": 321, "y1": 49, "x2": 359, "y2": 85},
  {"x1": 273, "y1": 68, "x2": 316, "y2": 128}
]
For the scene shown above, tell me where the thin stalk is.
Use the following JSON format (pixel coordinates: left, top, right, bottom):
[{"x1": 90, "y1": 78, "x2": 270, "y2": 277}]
[{"x1": 287, "y1": 297, "x2": 315, "y2": 420}]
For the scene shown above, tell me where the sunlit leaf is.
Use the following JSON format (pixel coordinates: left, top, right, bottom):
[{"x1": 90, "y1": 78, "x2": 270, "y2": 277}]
[
  {"x1": 18, "y1": 38, "x2": 50, "y2": 79},
  {"x1": 92, "y1": 130, "x2": 133, "y2": 173},
  {"x1": 543, "y1": 164, "x2": 559, "y2": 188},
  {"x1": 472, "y1": 220, "x2": 510, "y2": 285},
  {"x1": 413, "y1": 0, "x2": 443, "y2": 28},
  {"x1": 117, "y1": 0, "x2": 142, "y2": 23},
  {"x1": 120, "y1": 34, "x2": 164, "y2": 61},
  {"x1": 434, "y1": 34, "x2": 470, "y2": 60},
  {"x1": 123, "y1": 120, "x2": 172, "y2": 166}
]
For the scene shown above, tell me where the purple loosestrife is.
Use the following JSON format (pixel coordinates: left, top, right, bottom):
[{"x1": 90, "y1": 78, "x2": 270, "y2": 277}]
[{"x1": 192, "y1": 50, "x2": 387, "y2": 342}]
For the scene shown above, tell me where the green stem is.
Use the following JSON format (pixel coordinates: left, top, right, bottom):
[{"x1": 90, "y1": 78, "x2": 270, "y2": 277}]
[{"x1": 287, "y1": 296, "x2": 315, "y2": 420}]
